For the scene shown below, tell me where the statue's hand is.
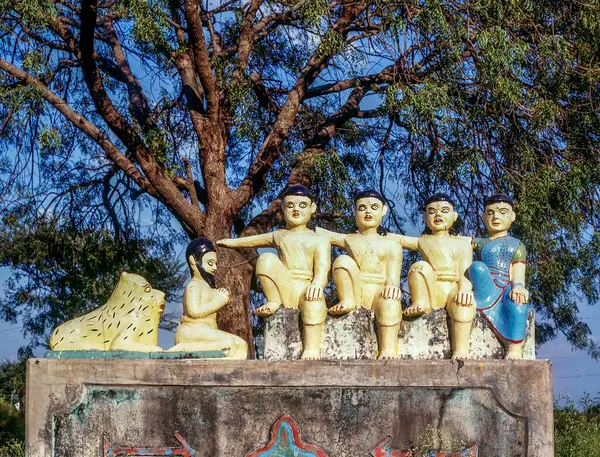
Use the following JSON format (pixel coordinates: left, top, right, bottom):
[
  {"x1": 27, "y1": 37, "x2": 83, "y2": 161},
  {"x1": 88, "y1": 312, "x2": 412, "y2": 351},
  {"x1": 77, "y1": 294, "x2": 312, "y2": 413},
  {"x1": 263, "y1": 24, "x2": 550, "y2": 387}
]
[
  {"x1": 455, "y1": 290, "x2": 473, "y2": 307},
  {"x1": 305, "y1": 285, "x2": 323, "y2": 301},
  {"x1": 510, "y1": 285, "x2": 529, "y2": 304},
  {"x1": 217, "y1": 288, "x2": 230, "y2": 305},
  {"x1": 382, "y1": 285, "x2": 402, "y2": 300}
]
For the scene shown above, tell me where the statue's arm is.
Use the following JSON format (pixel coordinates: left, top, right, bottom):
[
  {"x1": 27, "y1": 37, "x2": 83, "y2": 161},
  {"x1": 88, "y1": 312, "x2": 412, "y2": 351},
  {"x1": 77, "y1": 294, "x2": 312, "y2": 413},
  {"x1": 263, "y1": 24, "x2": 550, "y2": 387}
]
[
  {"x1": 217, "y1": 232, "x2": 274, "y2": 249},
  {"x1": 387, "y1": 233, "x2": 420, "y2": 251},
  {"x1": 312, "y1": 239, "x2": 332, "y2": 289},
  {"x1": 385, "y1": 242, "x2": 402, "y2": 288},
  {"x1": 457, "y1": 240, "x2": 474, "y2": 293},
  {"x1": 315, "y1": 227, "x2": 346, "y2": 248},
  {"x1": 184, "y1": 282, "x2": 228, "y2": 319},
  {"x1": 509, "y1": 243, "x2": 528, "y2": 304}
]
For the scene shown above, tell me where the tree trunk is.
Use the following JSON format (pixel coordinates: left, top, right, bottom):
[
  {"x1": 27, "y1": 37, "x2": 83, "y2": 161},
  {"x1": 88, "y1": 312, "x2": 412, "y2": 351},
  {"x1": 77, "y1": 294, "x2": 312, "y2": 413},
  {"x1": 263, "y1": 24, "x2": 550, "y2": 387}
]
[{"x1": 215, "y1": 246, "x2": 256, "y2": 358}]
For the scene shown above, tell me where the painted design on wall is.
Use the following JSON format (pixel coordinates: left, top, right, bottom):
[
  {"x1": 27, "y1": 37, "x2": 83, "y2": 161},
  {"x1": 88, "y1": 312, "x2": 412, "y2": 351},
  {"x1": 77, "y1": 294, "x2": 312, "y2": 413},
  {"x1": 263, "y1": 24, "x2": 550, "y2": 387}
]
[
  {"x1": 246, "y1": 414, "x2": 328, "y2": 457},
  {"x1": 104, "y1": 432, "x2": 196, "y2": 456},
  {"x1": 371, "y1": 436, "x2": 478, "y2": 457}
]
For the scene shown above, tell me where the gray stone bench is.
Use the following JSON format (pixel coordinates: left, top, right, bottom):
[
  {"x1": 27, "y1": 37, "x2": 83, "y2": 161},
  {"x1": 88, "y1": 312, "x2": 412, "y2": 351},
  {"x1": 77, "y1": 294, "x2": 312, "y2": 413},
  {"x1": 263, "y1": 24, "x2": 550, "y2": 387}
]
[{"x1": 263, "y1": 308, "x2": 535, "y2": 360}]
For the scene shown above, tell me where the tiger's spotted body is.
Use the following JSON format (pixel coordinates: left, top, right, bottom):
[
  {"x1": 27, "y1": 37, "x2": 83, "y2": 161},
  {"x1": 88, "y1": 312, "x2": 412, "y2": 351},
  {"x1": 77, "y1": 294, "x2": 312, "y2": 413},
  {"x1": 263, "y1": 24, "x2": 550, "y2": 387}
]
[{"x1": 49, "y1": 272, "x2": 165, "y2": 352}]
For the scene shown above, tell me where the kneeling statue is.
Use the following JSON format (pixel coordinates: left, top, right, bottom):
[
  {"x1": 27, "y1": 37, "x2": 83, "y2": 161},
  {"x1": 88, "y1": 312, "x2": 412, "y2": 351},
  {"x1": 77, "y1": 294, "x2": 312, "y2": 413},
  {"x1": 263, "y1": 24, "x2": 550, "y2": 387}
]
[{"x1": 169, "y1": 237, "x2": 248, "y2": 359}]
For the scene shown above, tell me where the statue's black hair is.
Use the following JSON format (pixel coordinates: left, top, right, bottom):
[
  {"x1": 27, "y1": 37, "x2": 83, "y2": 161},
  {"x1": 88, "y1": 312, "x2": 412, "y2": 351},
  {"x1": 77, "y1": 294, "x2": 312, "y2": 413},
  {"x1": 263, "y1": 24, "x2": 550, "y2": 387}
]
[
  {"x1": 353, "y1": 189, "x2": 386, "y2": 205},
  {"x1": 484, "y1": 193, "x2": 514, "y2": 209},
  {"x1": 423, "y1": 193, "x2": 456, "y2": 209},
  {"x1": 282, "y1": 184, "x2": 315, "y2": 202}
]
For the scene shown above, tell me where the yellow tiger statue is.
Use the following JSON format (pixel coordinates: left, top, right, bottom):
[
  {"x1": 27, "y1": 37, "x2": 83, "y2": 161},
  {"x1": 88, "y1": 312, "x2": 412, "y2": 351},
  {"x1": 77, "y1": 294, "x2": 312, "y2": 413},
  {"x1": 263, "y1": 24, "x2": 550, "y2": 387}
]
[{"x1": 49, "y1": 272, "x2": 165, "y2": 352}]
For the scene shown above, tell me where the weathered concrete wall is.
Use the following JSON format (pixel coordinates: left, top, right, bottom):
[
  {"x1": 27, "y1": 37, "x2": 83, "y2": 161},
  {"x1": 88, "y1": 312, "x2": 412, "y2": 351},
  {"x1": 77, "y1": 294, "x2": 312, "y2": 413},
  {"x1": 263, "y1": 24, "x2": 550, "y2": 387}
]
[
  {"x1": 264, "y1": 308, "x2": 535, "y2": 360},
  {"x1": 27, "y1": 358, "x2": 553, "y2": 457}
]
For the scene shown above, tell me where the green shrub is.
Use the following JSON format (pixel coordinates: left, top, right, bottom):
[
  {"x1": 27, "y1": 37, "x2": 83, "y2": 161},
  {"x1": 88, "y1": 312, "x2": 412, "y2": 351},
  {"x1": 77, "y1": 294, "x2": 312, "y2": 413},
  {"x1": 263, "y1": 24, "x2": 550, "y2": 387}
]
[
  {"x1": 555, "y1": 395, "x2": 600, "y2": 457},
  {"x1": 0, "y1": 439, "x2": 24, "y2": 457}
]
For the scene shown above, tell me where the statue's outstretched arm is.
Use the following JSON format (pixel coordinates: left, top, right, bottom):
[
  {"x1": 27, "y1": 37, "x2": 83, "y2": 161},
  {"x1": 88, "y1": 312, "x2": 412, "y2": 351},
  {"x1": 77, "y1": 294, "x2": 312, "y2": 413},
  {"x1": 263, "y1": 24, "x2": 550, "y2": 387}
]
[
  {"x1": 387, "y1": 233, "x2": 420, "y2": 251},
  {"x1": 217, "y1": 232, "x2": 274, "y2": 249},
  {"x1": 315, "y1": 227, "x2": 346, "y2": 248}
]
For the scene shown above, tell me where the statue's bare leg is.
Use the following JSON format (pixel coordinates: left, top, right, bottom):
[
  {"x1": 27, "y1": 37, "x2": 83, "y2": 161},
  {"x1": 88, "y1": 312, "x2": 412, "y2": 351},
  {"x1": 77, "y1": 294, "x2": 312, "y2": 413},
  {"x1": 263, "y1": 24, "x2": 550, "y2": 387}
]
[
  {"x1": 447, "y1": 289, "x2": 475, "y2": 359},
  {"x1": 300, "y1": 295, "x2": 327, "y2": 360},
  {"x1": 404, "y1": 261, "x2": 435, "y2": 317},
  {"x1": 506, "y1": 341, "x2": 524, "y2": 360},
  {"x1": 374, "y1": 294, "x2": 402, "y2": 359},
  {"x1": 255, "y1": 252, "x2": 290, "y2": 316},
  {"x1": 330, "y1": 255, "x2": 361, "y2": 315},
  {"x1": 170, "y1": 325, "x2": 248, "y2": 359}
]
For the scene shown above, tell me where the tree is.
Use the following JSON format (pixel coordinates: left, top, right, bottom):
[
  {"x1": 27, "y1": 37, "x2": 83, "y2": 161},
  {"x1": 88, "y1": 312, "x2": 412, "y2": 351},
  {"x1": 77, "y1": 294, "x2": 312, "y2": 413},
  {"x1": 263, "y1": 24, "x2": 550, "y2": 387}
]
[{"x1": 0, "y1": 0, "x2": 599, "y2": 356}]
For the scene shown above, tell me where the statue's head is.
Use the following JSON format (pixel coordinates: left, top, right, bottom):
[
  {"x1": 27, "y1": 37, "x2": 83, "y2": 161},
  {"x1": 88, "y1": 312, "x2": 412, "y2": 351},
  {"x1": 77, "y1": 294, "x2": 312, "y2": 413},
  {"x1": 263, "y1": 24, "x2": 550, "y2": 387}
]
[
  {"x1": 186, "y1": 237, "x2": 217, "y2": 287},
  {"x1": 422, "y1": 193, "x2": 458, "y2": 234},
  {"x1": 353, "y1": 189, "x2": 387, "y2": 231},
  {"x1": 482, "y1": 193, "x2": 515, "y2": 236},
  {"x1": 281, "y1": 184, "x2": 317, "y2": 229}
]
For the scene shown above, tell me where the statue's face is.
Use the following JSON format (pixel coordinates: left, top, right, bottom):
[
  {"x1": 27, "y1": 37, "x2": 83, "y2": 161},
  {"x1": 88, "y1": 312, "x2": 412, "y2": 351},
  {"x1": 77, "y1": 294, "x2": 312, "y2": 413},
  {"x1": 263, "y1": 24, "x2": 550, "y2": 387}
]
[
  {"x1": 423, "y1": 201, "x2": 457, "y2": 233},
  {"x1": 483, "y1": 202, "x2": 515, "y2": 235},
  {"x1": 355, "y1": 197, "x2": 387, "y2": 231},
  {"x1": 201, "y1": 251, "x2": 218, "y2": 276},
  {"x1": 282, "y1": 195, "x2": 316, "y2": 228}
]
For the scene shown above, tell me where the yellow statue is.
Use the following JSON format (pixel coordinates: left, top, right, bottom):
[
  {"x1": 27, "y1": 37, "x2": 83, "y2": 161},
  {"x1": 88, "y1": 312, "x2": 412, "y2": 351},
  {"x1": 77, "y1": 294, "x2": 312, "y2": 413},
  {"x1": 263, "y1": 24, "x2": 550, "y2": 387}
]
[
  {"x1": 49, "y1": 272, "x2": 165, "y2": 352},
  {"x1": 217, "y1": 185, "x2": 330, "y2": 359},
  {"x1": 388, "y1": 194, "x2": 475, "y2": 359},
  {"x1": 169, "y1": 237, "x2": 248, "y2": 359},
  {"x1": 317, "y1": 190, "x2": 402, "y2": 359}
]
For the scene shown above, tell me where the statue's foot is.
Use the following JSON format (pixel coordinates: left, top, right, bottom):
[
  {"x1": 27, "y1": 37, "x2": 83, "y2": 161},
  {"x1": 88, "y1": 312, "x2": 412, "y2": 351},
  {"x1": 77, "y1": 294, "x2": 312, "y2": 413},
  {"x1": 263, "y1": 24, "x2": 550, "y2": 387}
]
[
  {"x1": 301, "y1": 349, "x2": 320, "y2": 360},
  {"x1": 505, "y1": 353, "x2": 522, "y2": 360},
  {"x1": 403, "y1": 302, "x2": 431, "y2": 317},
  {"x1": 328, "y1": 300, "x2": 356, "y2": 316},
  {"x1": 255, "y1": 302, "x2": 281, "y2": 317},
  {"x1": 451, "y1": 351, "x2": 471, "y2": 360},
  {"x1": 377, "y1": 352, "x2": 398, "y2": 360}
]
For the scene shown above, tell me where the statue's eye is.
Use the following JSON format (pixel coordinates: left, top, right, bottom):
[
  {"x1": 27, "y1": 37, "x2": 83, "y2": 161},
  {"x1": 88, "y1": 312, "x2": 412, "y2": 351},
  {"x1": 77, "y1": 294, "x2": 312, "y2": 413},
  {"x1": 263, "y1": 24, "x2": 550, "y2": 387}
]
[
  {"x1": 371, "y1": 204, "x2": 379, "y2": 210},
  {"x1": 358, "y1": 205, "x2": 366, "y2": 211},
  {"x1": 441, "y1": 207, "x2": 449, "y2": 213},
  {"x1": 144, "y1": 284, "x2": 151, "y2": 293},
  {"x1": 286, "y1": 202, "x2": 294, "y2": 208},
  {"x1": 299, "y1": 202, "x2": 307, "y2": 208},
  {"x1": 427, "y1": 208, "x2": 436, "y2": 214},
  {"x1": 208, "y1": 260, "x2": 215, "y2": 266},
  {"x1": 500, "y1": 208, "x2": 508, "y2": 214}
]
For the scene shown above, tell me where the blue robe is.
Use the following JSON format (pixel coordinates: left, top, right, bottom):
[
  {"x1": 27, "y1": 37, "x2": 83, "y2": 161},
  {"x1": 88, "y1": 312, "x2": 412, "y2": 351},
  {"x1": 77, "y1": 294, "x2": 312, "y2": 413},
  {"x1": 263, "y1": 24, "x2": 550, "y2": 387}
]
[{"x1": 469, "y1": 236, "x2": 529, "y2": 343}]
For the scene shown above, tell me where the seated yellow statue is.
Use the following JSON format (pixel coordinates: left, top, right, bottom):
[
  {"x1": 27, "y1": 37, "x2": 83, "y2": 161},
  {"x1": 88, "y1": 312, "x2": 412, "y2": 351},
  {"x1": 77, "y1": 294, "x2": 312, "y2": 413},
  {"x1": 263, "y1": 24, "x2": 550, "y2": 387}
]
[
  {"x1": 217, "y1": 184, "x2": 330, "y2": 360},
  {"x1": 388, "y1": 194, "x2": 475, "y2": 359},
  {"x1": 317, "y1": 190, "x2": 402, "y2": 359},
  {"x1": 49, "y1": 272, "x2": 165, "y2": 352},
  {"x1": 169, "y1": 237, "x2": 248, "y2": 359}
]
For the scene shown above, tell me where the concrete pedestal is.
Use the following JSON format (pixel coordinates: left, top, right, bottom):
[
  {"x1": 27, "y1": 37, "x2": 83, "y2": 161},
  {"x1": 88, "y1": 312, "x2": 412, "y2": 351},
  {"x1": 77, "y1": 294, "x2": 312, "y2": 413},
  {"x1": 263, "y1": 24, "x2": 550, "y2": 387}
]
[{"x1": 27, "y1": 358, "x2": 553, "y2": 457}]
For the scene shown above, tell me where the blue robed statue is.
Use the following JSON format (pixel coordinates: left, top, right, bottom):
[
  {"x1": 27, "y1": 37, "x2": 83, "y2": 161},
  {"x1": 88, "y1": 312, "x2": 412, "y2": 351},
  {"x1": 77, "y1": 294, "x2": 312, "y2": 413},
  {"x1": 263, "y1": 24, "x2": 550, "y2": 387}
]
[{"x1": 468, "y1": 194, "x2": 530, "y2": 359}]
